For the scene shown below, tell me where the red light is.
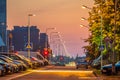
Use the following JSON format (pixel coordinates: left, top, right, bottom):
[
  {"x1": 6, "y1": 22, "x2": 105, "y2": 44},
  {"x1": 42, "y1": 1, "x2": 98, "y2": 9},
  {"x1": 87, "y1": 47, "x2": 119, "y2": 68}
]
[
  {"x1": 44, "y1": 50, "x2": 49, "y2": 55},
  {"x1": 31, "y1": 57, "x2": 37, "y2": 61},
  {"x1": 44, "y1": 51, "x2": 48, "y2": 55},
  {"x1": 14, "y1": 51, "x2": 18, "y2": 55}
]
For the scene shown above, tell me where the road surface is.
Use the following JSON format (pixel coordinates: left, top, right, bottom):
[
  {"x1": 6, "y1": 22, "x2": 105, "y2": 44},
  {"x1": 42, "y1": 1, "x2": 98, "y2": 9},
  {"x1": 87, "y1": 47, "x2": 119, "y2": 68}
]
[{"x1": 1, "y1": 65, "x2": 100, "y2": 80}]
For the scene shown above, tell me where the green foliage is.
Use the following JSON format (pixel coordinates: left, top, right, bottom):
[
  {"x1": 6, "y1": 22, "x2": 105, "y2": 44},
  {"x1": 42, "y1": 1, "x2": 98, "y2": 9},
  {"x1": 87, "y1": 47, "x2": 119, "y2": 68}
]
[{"x1": 84, "y1": 0, "x2": 120, "y2": 61}]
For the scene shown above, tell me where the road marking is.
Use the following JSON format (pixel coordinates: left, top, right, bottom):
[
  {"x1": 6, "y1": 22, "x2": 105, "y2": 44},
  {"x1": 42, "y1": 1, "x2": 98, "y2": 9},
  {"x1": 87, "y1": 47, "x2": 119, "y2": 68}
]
[
  {"x1": 32, "y1": 70, "x2": 93, "y2": 73},
  {"x1": 6, "y1": 68, "x2": 47, "y2": 80},
  {"x1": 78, "y1": 77, "x2": 101, "y2": 80},
  {"x1": 5, "y1": 68, "x2": 95, "y2": 80},
  {"x1": 6, "y1": 71, "x2": 33, "y2": 80}
]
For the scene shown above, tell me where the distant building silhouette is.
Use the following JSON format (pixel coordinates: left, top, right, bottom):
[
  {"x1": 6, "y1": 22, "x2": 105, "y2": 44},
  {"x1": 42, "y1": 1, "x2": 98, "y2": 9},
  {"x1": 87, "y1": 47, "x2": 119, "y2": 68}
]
[
  {"x1": 39, "y1": 33, "x2": 49, "y2": 55},
  {"x1": 0, "y1": 0, "x2": 7, "y2": 52},
  {"x1": 11, "y1": 26, "x2": 40, "y2": 51}
]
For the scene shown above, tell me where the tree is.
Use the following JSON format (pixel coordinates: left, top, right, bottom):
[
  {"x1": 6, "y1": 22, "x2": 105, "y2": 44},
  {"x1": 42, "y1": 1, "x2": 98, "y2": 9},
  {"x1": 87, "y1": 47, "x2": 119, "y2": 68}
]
[{"x1": 84, "y1": 0, "x2": 120, "y2": 62}]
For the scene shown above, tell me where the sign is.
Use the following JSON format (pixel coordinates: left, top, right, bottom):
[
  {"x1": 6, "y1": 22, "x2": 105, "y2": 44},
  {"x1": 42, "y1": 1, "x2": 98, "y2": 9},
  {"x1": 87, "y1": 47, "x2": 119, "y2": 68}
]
[
  {"x1": 99, "y1": 45, "x2": 104, "y2": 51},
  {"x1": 25, "y1": 43, "x2": 33, "y2": 49},
  {"x1": 26, "y1": 44, "x2": 32, "y2": 49}
]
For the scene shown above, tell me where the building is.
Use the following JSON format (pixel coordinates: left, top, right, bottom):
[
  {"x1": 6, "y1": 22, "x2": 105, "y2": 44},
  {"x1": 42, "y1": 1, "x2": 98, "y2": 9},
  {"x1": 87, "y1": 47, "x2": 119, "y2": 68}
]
[
  {"x1": 0, "y1": 0, "x2": 7, "y2": 52},
  {"x1": 11, "y1": 26, "x2": 40, "y2": 51},
  {"x1": 39, "y1": 33, "x2": 47, "y2": 50},
  {"x1": 39, "y1": 33, "x2": 49, "y2": 56}
]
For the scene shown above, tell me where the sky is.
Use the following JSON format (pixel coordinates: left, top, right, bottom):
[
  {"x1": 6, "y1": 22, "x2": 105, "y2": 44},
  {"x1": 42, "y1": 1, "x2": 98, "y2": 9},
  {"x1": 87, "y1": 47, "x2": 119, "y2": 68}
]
[{"x1": 7, "y1": 0, "x2": 94, "y2": 57}]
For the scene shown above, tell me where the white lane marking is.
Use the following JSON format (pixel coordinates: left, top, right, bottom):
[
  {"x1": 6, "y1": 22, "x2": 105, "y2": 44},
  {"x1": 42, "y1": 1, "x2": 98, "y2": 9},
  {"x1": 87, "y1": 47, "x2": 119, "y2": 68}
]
[
  {"x1": 78, "y1": 77, "x2": 101, "y2": 80},
  {"x1": 32, "y1": 70, "x2": 93, "y2": 73},
  {"x1": 6, "y1": 68, "x2": 48, "y2": 80},
  {"x1": 6, "y1": 71, "x2": 33, "y2": 80}
]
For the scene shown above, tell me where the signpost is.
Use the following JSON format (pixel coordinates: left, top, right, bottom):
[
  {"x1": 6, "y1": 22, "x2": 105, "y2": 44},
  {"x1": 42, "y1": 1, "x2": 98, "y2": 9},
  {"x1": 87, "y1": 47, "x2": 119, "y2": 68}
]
[
  {"x1": 99, "y1": 45, "x2": 104, "y2": 51},
  {"x1": 26, "y1": 44, "x2": 32, "y2": 49},
  {"x1": 25, "y1": 43, "x2": 33, "y2": 49}
]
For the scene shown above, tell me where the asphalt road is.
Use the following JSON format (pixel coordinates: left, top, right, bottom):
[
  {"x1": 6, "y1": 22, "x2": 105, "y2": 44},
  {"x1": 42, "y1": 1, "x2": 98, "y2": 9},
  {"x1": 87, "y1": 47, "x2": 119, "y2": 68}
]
[{"x1": 1, "y1": 65, "x2": 100, "y2": 80}]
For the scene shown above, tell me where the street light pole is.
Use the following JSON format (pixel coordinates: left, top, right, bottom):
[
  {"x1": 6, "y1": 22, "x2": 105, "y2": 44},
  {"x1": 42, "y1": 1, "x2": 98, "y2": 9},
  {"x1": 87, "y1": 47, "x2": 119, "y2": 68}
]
[
  {"x1": 45, "y1": 28, "x2": 55, "y2": 48},
  {"x1": 50, "y1": 32, "x2": 59, "y2": 44},
  {"x1": 27, "y1": 14, "x2": 35, "y2": 59},
  {"x1": 81, "y1": 2, "x2": 104, "y2": 70},
  {"x1": 99, "y1": 0, "x2": 105, "y2": 71},
  {"x1": 100, "y1": 9, "x2": 103, "y2": 71},
  {"x1": 112, "y1": 0, "x2": 118, "y2": 74}
]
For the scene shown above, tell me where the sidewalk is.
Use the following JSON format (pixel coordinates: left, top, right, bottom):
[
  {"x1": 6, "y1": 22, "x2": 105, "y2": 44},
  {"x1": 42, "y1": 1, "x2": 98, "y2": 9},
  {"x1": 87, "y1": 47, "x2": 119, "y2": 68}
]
[{"x1": 93, "y1": 69, "x2": 120, "y2": 80}]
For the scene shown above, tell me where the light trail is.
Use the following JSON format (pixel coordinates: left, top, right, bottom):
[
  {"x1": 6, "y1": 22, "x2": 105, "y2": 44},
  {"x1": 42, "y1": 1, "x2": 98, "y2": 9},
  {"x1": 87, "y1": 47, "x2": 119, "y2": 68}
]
[{"x1": 32, "y1": 70, "x2": 93, "y2": 73}]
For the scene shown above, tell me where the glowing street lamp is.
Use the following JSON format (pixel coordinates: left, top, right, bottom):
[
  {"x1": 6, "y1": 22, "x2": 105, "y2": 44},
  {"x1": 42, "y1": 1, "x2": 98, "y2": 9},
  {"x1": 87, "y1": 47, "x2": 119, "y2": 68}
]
[
  {"x1": 81, "y1": 17, "x2": 87, "y2": 21},
  {"x1": 46, "y1": 28, "x2": 55, "y2": 34},
  {"x1": 27, "y1": 13, "x2": 35, "y2": 59},
  {"x1": 82, "y1": 5, "x2": 92, "y2": 10},
  {"x1": 80, "y1": 24, "x2": 89, "y2": 29}
]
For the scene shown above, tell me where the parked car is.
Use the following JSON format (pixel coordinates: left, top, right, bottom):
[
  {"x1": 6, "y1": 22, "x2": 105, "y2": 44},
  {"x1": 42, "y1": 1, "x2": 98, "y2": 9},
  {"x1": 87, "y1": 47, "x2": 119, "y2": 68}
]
[
  {"x1": 0, "y1": 64, "x2": 5, "y2": 76},
  {"x1": 101, "y1": 61, "x2": 120, "y2": 75},
  {"x1": 20, "y1": 55, "x2": 37, "y2": 69},
  {"x1": 91, "y1": 56, "x2": 101, "y2": 69},
  {"x1": 30, "y1": 56, "x2": 44, "y2": 67},
  {"x1": 75, "y1": 61, "x2": 88, "y2": 69},
  {"x1": 0, "y1": 59, "x2": 12, "y2": 74},
  {"x1": 91, "y1": 60, "x2": 101, "y2": 69},
  {"x1": 0, "y1": 57, "x2": 19, "y2": 73},
  {"x1": 1, "y1": 53, "x2": 32, "y2": 68},
  {"x1": 75, "y1": 57, "x2": 88, "y2": 69},
  {"x1": 54, "y1": 62, "x2": 65, "y2": 66},
  {"x1": 0, "y1": 55, "x2": 27, "y2": 71},
  {"x1": 44, "y1": 59, "x2": 49, "y2": 66},
  {"x1": 36, "y1": 53, "x2": 49, "y2": 66}
]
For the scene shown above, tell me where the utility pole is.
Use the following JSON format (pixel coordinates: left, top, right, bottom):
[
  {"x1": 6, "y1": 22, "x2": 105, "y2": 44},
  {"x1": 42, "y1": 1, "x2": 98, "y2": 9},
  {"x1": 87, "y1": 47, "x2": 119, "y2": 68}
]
[{"x1": 112, "y1": 0, "x2": 118, "y2": 74}]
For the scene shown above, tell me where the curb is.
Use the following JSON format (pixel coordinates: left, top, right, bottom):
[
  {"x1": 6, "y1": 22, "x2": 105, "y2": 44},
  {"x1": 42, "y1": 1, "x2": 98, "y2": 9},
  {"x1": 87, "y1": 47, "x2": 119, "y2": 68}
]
[
  {"x1": 93, "y1": 70, "x2": 120, "y2": 80},
  {"x1": 93, "y1": 71, "x2": 99, "y2": 77}
]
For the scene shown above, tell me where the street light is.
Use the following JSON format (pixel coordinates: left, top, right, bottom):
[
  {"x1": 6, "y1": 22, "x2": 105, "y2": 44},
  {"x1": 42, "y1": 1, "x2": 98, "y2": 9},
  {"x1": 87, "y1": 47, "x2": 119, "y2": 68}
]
[
  {"x1": 81, "y1": 17, "x2": 87, "y2": 21},
  {"x1": 55, "y1": 38, "x2": 61, "y2": 56},
  {"x1": 50, "y1": 33, "x2": 61, "y2": 56},
  {"x1": 27, "y1": 13, "x2": 35, "y2": 59},
  {"x1": 53, "y1": 35, "x2": 70, "y2": 57},
  {"x1": 82, "y1": 4, "x2": 104, "y2": 70},
  {"x1": 61, "y1": 41, "x2": 70, "y2": 57},
  {"x1": 45, "y1": 28, "x2": 55, "y2": 48},
  {"x1": 50, "y1": 32, "x2": 59, "y2": 43},
  {"x1": 46, "y1": 28, "x2": 55, "y2": 34},
  {"x1": 51, "y1": 33, "x2": 65, "y2": 56},
  {"x1": 80, "y1": 24, "x2": 89, "y2": 29},
  {"x1": 82, "y1": 5, "x2": 92, "y2": 10},
  {"x1": 112, "y1": 0, "x2": 118, "y2": 74}
]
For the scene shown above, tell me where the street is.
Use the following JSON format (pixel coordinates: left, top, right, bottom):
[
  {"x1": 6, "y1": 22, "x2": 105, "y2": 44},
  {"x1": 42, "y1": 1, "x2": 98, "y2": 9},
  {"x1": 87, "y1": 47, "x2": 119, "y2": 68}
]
[
  {"x1": 0, "y1": 0, "x2": 120, "y2": 80},
  {"x1": 0, "y1": 65, "x2": 99, "y2": 80}
]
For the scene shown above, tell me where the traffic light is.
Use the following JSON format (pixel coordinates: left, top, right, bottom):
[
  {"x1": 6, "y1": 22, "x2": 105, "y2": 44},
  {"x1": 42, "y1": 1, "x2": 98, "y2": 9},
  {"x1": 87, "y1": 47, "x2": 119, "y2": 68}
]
[
  {"x1": 43, "y1": 50, "x2": 49, "y2": 56},
  {"x1": 44, "y1": 50, "x2": 48, "y2": 55}
]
